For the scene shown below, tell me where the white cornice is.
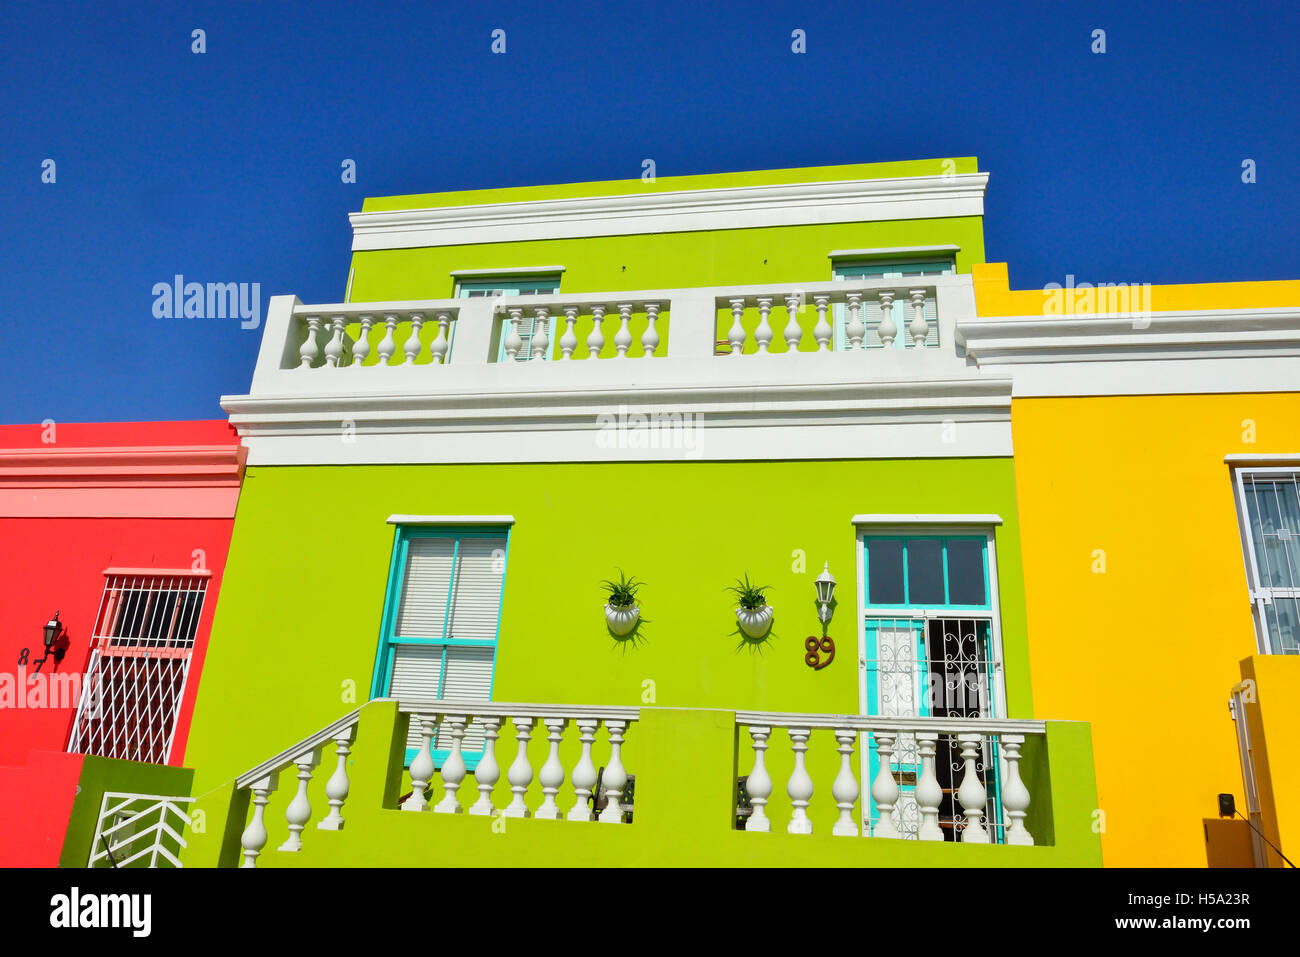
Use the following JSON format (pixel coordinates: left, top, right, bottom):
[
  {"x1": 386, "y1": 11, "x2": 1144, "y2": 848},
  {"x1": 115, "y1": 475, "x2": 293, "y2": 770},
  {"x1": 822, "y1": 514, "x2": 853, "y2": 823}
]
[
  {"x1": 956, "y1": 307, "x2": 1300, "y2": 396},
  {"x1": 851, "y1": 514, "x2": 1003, "y2": 526},
  {"x1": 387, "y1": 514, "x2": 515, "y2": 525},
  {"x1": 349, "y1": 174, "x2": 989, "y2": 250},
  {"x1": 828, "y1": 245, "x2": 960, "y2": 259},
  {"x1": 221, "y1": 370, "x2": 1013, "y2": 465}
]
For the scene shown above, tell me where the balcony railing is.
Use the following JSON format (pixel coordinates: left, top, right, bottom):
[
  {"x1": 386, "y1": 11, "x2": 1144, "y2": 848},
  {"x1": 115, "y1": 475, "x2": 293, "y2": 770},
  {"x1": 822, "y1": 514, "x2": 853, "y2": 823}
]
[
  {"x1": 242, "y1": 276, "x2": 975, "y2": 396},
  {"x1": 138, "y1": 696, "x2": 1073, "y2": 869}
]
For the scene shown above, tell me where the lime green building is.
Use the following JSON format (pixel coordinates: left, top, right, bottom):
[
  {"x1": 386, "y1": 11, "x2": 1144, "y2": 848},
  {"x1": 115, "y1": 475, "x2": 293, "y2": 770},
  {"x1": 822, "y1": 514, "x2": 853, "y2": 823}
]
[{"x1": 160, "y1": 159, "x2": 1101, "y2": 867}]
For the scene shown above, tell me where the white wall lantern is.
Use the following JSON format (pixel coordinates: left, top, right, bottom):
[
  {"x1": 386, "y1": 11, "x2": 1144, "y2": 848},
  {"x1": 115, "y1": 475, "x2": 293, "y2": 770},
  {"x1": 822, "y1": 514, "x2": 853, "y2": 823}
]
[{"x1": 815, "y1": 563, "x2": 836, "y2": 623}]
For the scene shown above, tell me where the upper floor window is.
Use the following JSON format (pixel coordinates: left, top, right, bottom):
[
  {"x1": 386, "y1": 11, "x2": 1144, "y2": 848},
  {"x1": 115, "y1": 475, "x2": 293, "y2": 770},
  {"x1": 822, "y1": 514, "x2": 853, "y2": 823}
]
[
  {"x1": 372, "y1": 524, "x2": 511, "y2": 765},
  {"x1": 832, "y1": 259, "x2": 950, "y2": 351},
  {"x1": 455, "y1": 276, "x2": 561, "y2": 363},
  {"x1": 1233, "y1": 467, "x2": 1300, "y2": 654},
  {"x1": 68, "y1": 571, "x2": 209, "y2": 764}
]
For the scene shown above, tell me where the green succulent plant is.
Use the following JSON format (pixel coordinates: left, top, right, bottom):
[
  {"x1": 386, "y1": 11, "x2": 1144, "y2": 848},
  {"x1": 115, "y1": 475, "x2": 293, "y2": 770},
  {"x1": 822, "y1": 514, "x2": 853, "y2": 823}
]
[
  {"x1": 726, "y1": 573, "x2": 771, "y2": 610},
  {"x1": 602, "y1": 569, "x2": 643, "y2": 608}
]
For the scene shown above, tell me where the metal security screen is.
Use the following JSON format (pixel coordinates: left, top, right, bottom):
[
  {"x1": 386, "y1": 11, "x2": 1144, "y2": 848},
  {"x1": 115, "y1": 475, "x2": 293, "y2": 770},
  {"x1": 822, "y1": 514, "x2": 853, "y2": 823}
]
[
  {"x1": 1235, "y1": 469, "x2": 1300, "y2": 654},
  {"x1": 68, "y1": 573, "x2": 208, "y2": 764}
]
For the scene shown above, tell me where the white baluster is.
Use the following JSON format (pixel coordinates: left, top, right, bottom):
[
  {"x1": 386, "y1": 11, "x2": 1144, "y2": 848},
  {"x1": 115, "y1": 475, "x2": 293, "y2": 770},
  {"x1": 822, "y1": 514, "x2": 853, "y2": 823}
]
[
  {"x1": 298, "y1": 316, "x2": 321, "y2": 368},
  {"x1": 505, "y1": 716, "x2": 535, "y2": 818},
  {"x1": 434, "y1": 714, "x2": 468, "y2": 814},
  {"x1": 1000, "y1": 734, "x2": 1034, "y2": 846},
  {"x1": 915, "y1": 732, "x2": 944, "y2": 841},
  {"x1": 783, "y1": 294, "x2": 803, "y2": 354},
  {"x1": 598, "y1": 720, "x2": 628, "y2": 823},
  {"x1": 278, "y1": 747, "x2": 322, "y2": 851},
  {"x1": 352, "y1": 315, "x2": 373, "y2": 368},
  {"x1": 744, "y1": 725, "x2": 773, "y2": 832},
  {"x1": 568, "y1": 719, "x2": 599, "y2": 821},
  {"x1": 831, "y1": 728, "x2": 860, "y2": 836},
  {"x1": 504, "y1": 308, "x2": 524, "y2": 362},
  {"x1": 469, "y1": 717, "x2": 501, "y2": 816},
  {"x1": 956, "y1": 733, "x2": 990, "y2": 843},
  {"x1": 402, "y1": 715, "x2": 435, "y2": 811},
  {"x1": 845, "y1": 293, "x2": 865, "y2": 350},
  {"x1": 754, "y1": 297, "x2": 774, "y2": 354},
  {"x1": 240, "y1": 772, "x2": 279, "y2": 868},
  {"x1": 878, "y1": 291, "x2": 897, "y2": 348},
  {"x1": 641, "y1": 302, "x2": 660, "y2": 358},
  {"x1": 378, "y1": 313, "x2": 398, "y2": 365},
  {"x1": 727, "y1": 298, "x2": 747, "y2": 356},
  {"x1": 536, "y1": 717, "x2": 568, "y2": 820},
  {"x1": 324, "y1": 316, "x2": 346, "y2": 368},
  {"x1": 404, "y1": 313, "x2": 424, "y2": 364},
  {"x1": 586, "y1": 305, "x2": 606, "y2": 359},
  {"x1": 559, "y1": 306, "x2": 579, "y2": 359},
  {"x1": 870, "y1": 732, "x2": 902, "y2": 838},
  {"x1": 613, "y1": 304, "x2": 634, "y2": 358},
  {"x1": 813, "y1": 295, "x2": 832, "y2": 352},
  {"x1": 786, "y1": 726, "x2": 814, "y2": 834},
  {"x1": 908, "y1": 289, "x2": 929, "y2": 348},
  {"x1": 317, "y1": 726, "x2": 353, "y2": 830},
  {"x1": 430, "y1": 313, "x2": 451, "y2": 365},
  {"x1": 531, "y1": 308, "x2": 550, "y2": 361}
]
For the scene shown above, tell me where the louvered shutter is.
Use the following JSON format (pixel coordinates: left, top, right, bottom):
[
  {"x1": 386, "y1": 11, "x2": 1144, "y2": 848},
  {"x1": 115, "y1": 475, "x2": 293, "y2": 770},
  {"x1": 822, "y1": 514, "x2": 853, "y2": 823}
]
[
  {"x1": 434, "y1": 646, "x2": 497, "y2": 751},
  {"x1": 389, "y1": 644, "x2": 445, "y2": 752},
  {"x1": 395, "y1": 537, "x2": 454, "y2": 638},
  {"x1": 448, "y1": 535, "x2": 507, "y2": 639}
]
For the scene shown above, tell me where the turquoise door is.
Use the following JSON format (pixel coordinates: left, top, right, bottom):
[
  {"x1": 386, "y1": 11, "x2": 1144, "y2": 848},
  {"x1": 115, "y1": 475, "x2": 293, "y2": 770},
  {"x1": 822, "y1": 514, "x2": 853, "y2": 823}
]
[
  {"x1": 831, "y1": 260, "x2": 951, "y2": 351},
  {"x1": 457, "y1": 278, "x2": 562, "y2": 362}
]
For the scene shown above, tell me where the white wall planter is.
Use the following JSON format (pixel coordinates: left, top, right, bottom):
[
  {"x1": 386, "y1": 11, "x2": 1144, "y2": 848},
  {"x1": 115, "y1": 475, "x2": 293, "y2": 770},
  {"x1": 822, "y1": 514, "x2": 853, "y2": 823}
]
[
  {"x1": 735, "y1": 605, "x2": 774, "y2": 640},
  {"x1": 605, "y1": 603, "x2": 640, "y2": 637}
]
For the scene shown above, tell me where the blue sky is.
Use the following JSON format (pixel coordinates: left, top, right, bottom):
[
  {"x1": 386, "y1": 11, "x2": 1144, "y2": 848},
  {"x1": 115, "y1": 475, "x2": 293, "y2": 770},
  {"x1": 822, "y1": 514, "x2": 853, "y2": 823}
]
[{"x1": 2, "y1": 0, "x2": 1296, "y2": 424}]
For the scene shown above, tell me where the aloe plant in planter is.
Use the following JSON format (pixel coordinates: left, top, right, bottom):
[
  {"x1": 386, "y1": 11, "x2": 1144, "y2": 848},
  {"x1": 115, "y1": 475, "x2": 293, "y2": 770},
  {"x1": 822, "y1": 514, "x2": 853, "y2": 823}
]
[
  {"x1": 602, "y1": 570, "x2": 644, "y2": 637},
  {"x1": 728, "y1": 574, "x2": 774, "y2": 639}
]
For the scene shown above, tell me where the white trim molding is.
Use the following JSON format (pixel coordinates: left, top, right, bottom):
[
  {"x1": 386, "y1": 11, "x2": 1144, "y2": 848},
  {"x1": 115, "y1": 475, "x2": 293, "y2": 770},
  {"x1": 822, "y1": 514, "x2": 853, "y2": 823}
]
[
  {"x1": 349, "y1": 174, "x2": 989, "y2": 250},
  {"x1": 851, "y1": 514, "x2": 1003, "y2": 526},
  {"x1": 1224, "y1": 454, "x2": 1300, "y2": 466},
  {"x1": 450, "y1": 266, "x2": 565, "y2": 279},
  {"x1": 828, "y1": 245, "x2": 960, "y2": 260},
  {"x1": 957, "y1": 307, "x2": 1300, "y2": 396},
  {"x1": 387, "y1": 514, "x2": 515, "y2": 525}
]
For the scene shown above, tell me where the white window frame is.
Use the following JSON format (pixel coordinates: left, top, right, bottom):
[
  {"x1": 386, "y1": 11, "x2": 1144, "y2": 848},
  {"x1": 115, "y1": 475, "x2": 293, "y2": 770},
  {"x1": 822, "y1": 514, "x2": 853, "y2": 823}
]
[{"x1": 1229, "y1": 461, "x2": 1300, "y2": 655}]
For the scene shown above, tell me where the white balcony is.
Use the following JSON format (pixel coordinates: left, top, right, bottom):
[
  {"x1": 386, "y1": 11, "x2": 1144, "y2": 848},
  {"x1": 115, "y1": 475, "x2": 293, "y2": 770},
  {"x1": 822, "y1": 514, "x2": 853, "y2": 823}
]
[{"x1": 224, "y1": 276, "x2": 1014, "y2": 465}]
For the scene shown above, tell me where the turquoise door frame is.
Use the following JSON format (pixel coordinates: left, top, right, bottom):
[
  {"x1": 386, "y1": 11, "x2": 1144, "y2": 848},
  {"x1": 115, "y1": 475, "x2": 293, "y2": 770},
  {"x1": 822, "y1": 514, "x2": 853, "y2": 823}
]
[
  {"x1": 370, "y1": 524, "x2": 511, "y2": 770},
  {"x1": 831, "y1": 259, "x2": 952, "y2": 351},
  {"x1": 456, "y1": 278, "x2": 562, "y2": 362},
  {"x1": 856, "y1": 531, "x2": 1005, "y2": 840}
]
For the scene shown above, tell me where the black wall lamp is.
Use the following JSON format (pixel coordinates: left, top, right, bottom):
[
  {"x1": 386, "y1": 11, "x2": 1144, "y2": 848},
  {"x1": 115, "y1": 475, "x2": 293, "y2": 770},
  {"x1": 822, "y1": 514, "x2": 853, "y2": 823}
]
[{"x1": 20, "y1": 610, "x2": 70, "y2": 673}]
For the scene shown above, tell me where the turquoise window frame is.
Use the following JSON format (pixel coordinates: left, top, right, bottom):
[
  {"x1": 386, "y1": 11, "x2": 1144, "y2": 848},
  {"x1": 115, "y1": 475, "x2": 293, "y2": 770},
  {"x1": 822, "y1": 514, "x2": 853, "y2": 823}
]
[
  {"x1": 455, "y1": 277, "x2": 562, "y2": 363},
  {"x1": 369, "y1": 524, "x2": 511, "y2": 770},
  {"x1": 859, "y1": 533, "x2": 1003, "y2": 841}
]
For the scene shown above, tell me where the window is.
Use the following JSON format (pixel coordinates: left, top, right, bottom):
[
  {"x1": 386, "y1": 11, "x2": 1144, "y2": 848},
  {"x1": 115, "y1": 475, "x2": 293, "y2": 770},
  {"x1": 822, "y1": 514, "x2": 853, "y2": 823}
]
[
  {"x1": 832, "y1": 259, "x2": 950, "y2": 351},
  {"x1": 68, "y1": 572, "x2": 209, "y2": 764},
  {"x1": 857, "y1": 529, "x2": 1004, "y2": 841},
  {"x1": 456, "y1": 277, "x2": 561, "y2": 362},
  {"x1": 371, "y1": 526, "x2": 510, "y2": 766},
  {"x1": 1233, "y1": 468, "x2": 1300, "y2": 654}
]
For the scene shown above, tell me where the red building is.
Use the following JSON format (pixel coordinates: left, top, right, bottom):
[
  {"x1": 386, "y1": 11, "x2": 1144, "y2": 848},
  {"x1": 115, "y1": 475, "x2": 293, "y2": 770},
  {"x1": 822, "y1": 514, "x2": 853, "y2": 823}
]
[{"x1": 0, "y1": 421, "x2": 243, "y2": 866}]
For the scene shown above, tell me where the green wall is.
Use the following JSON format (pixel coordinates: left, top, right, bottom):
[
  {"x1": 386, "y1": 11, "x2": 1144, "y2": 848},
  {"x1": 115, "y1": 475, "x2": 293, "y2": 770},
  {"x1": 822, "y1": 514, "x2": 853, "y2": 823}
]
[
  {"x1": 183, "y1": 457, "x2": 1032, "y2": 798},
  {"x1": 59, "y1": 757, "x2": 194, "y2": 868}
]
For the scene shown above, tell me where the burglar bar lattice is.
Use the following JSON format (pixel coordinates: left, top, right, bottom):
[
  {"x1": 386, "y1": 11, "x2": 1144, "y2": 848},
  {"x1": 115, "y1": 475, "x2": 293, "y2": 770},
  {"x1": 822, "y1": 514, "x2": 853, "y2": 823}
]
[{"x1": 67, "y1": 573, "x2": 208, "y2": 764}]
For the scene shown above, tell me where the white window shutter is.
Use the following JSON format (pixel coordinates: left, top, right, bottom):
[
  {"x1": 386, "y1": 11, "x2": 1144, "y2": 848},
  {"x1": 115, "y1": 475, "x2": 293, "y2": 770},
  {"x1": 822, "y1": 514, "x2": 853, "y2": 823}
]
[
  {"x1": 395, "y1": 537, "x2": 454, "y2": 638},
  {"x1": 448, "y1": 536, "x2": 507, "y2": 640},
  {"x1": 435, "y1": 646, "x2": 496, "y2": 752},
  {"x1": 389, "y1": 644, "x2": 445, "y2": 752}
]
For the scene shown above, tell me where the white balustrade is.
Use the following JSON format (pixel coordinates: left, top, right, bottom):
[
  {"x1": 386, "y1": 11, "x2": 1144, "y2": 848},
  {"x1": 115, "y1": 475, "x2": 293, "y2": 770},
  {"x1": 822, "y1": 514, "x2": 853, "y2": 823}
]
[
  {"x1": 240, "y1": 773, "x2": 278, "y2": 868},
  {"x1": 279, "y1": 279, "x2": 943, "y2": 377},
  {"x1": 393, "y1": 702, "x2": 640, "y2": 826},
  {"x1": 317, "y1": 726, "x2": 353, "y2": 830},
  {"x1": 736, "y1": 712, "x2": 1045, "y2": 848},
  {"x1": 277, "y1": 748, "x2": 322, "y2": 852}
]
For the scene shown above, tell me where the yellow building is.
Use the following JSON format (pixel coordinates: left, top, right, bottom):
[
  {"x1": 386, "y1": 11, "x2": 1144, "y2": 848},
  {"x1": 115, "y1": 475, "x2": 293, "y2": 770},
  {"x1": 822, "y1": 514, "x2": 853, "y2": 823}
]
[{"x1": 965, "y1": 263, "x2": 1300, "y2": 867}]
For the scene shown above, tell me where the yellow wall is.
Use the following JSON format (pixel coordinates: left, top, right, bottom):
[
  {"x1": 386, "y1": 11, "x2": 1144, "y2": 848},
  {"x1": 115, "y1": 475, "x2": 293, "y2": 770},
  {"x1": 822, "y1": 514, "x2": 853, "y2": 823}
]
[
  {"x1": 974, "y1": 262, "x2": 1300, "y2": 866},
  {"x1": 1239, "y1": 655, "x2": 1300, "y2": 867}
]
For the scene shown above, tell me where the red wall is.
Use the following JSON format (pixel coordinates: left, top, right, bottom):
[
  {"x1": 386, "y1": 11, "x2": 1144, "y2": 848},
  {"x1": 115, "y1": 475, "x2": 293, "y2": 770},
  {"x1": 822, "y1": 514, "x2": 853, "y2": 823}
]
[{"x1": 0, "y1": 421, "x2": 241, "y2": 866}]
